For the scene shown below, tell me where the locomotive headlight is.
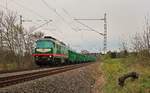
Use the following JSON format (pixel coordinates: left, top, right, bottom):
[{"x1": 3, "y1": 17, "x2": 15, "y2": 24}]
[
  {"x1": 35, "y1": 56, "x2": 38, "y2": 60},
  {"x1": 49, "y1": 56, "x2": 52, "y2": 57}
]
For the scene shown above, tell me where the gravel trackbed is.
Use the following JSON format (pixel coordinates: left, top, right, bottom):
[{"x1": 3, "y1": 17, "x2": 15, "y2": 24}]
[{"x1": 0, "y1": 62, "x2": 103, "y2": 93}]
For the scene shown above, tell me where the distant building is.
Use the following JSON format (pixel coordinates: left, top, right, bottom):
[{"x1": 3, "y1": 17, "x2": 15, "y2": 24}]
[
  {"x1": 88, "y1": 53, "x2": 101, "y2": 57},
  {"x1": 81, "y1": 50, "x2": 89, "y2": 54},
  {"x1": 81, "y1": 50, "x2": 100, "y2": 57}
]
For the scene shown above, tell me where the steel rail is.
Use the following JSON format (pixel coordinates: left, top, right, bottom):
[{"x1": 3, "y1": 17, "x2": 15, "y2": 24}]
[{"x1": 0, "y1": 63, "x2": 92, "y2": 88}]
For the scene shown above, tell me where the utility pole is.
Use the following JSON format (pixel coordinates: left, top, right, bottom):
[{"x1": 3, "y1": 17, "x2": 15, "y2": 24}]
[
  {"x1": 20, "y1": 15, "x2": 23, "y2": 32},
  {"x1": 74, "y1": 13, "x2": 107, "y2": 54},
  {"x1": 20, "y1": 15, "x2": 23, "y2": 26},
  {"x1": 103, "y1": 13, "x2": 107, "y2": 54}
]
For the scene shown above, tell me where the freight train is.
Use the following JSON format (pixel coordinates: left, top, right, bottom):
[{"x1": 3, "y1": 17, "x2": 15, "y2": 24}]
[{"x1": 32, "y1": 36, "x2": 96, "y2": 66}]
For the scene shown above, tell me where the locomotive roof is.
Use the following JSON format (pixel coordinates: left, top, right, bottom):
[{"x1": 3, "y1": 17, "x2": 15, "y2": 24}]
[
  {"x1": 36, "y1": 37, "x2": 79, "y2": 53},
  {"x1": 37, "y1": 36, "x2": 67, "y2": 47},
  {"x1": 44, "y1": 36, "x2": 57, "y2": 40}
]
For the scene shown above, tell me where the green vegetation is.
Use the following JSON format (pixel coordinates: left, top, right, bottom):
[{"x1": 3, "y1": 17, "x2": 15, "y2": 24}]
[{"x1": 101, "y1": 56, "x2": 150, "y2": 93}]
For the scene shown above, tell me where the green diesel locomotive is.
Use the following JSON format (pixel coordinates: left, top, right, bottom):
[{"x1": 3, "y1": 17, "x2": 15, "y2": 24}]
[{"x1": 32, "y1": 36, "x2": 96, "y2": 66}]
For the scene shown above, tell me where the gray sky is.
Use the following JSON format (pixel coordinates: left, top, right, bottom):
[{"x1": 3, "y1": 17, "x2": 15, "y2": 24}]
[{"x1": 0, "y1": 0, "x2": 150, "y2": 52}]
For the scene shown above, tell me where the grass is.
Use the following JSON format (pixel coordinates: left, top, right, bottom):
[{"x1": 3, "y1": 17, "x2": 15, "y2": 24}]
[
  {"x1": 0, "y1": 63, "x2": 18, "y2": 71},
  {"x1": 101, "y1": 57, "x2": 150, "y2": 93}
]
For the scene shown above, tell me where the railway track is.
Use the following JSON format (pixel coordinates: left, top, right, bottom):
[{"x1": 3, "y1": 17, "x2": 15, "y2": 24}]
[
  {"x1": 0, "y1": 63, "x2": 92, "y2": 88},
  {"x1": 0, "y1": 67, "x2": 40, "y2": 74}
]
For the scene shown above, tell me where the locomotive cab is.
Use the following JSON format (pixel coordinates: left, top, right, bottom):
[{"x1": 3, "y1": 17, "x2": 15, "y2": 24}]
[
  {"x1": 32, "y1": 39, "x2": 55, "y2": 65},
  {"x1": 32, "y1": 37, "x2": 69, "y2": 66}
]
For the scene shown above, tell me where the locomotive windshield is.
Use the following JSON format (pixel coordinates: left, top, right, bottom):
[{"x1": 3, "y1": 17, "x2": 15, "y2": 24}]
[{"x1": 36, "y1": 40, "x2": 53, "y2": 48}]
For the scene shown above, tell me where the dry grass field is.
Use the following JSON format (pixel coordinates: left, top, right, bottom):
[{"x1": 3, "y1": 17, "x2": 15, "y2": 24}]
[{"x1": 101, "y1": 57, "x2": 150, "y2": 93}]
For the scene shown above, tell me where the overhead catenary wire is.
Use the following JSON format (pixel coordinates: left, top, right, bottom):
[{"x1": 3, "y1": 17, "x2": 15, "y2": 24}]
[
  {"x1": 0, "y1": 0, "x2": 64, "y2": 36},
  {"x1": 74, "y1": 19, "x2": 104, "y2": 36},
  {"x1": 10, "y1": 0, "x2": 46, "y2": 19},
  {"x1": 63, "y1": 9, "x2": 104, "y2": 36},
  {"x1": 63, "y1": 9, "x2": 107, "y2": 53},
  {"x1": 62, "y1": 8, "x2": 81, "y2": 31},
  {"x1": 39, "y1": 0, "x2": 105, "y2": 52},
  {"x1": 40, "y1": 0, "x2": 79, "y2": 32},
  {"x1": 9, "y1": 0, "x2": 58, "y2": 32},
  {"x1": 62, "y1": 9, "x2": 103, "y2": 50},
  {"x1": 0, "y1": 3, "x2": 51, "y2": 33},
  {"x1": 29, "y1": 20, "x2": 52, "y2": 32},
  {"x1": 40, "y1": 0, "x2": 64, "y2": 20}
]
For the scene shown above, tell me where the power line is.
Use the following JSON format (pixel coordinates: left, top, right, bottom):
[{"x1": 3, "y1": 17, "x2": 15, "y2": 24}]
[
  {"x1": 62, "y1": 8, "x2": 82, "y2": 31},
  {"x1": 11, "y1": 0, "x2": 45, "y2": 19},
  {"x1": 19, "y1": 15, "x2": 53, "y2": 32},
  {"x1": 63, "y1": 9, "x2": 104, "y2": 35},
  {"x1": 8, "y1": 0, "x2": 56, "y2": 28},
  {"x1": 63, "y1": 9, "x2": 107, "y2": 53},
  {"x1": 40, "y1": 0, "x2": 64, "y2": 20},
  {"x1": 40, "y1": 0, "x2": 61, "y2": 18},
  {"x1": 62, "y1": 9, "x2": 107, "y2": 52},
  {"x1": 74, "y1": 18, "x2": 103, "y2": 20},
  {"x1": 74, "y1": 19, "x2": 104, "y2": 35},
  {"x1": 0, "y1": 1, "x2": 54, "y2": 34},
  {"x1": 8, "y1": 0, "x2": 58, "y2": 33},
  {"x1": 75, "y1": 14, "x2": 107, "y2": 54},
  {"x1": 32, "y1": 20, "x2": 52, "y2": 32},
  {"x1": 40, "y1": 0, "x2": 79, "y2": 32}
]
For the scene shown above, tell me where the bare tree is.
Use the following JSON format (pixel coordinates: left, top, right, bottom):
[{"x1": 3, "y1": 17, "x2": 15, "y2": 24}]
[
  {"x1": 0, "y1": 10, "x2": 44, "y2": 70},
  {"x1": 131, "y1": 33, "x2": 144, "y2": 52},
  {"x1": 119, "y1": 39, "x2": 129, "y2": 57},
  {"x1": 143, "y1": 16, "x2": 150, "y2": 50},
  {"x1": 24, "y1": 29, "x2": 44, "y2": 54},
  {"x1": 131, "y1": 16, "x2": 150, "y2": 60},
  {"x1": 0, "y1": 11, "x2": 4, "y2": 48}
]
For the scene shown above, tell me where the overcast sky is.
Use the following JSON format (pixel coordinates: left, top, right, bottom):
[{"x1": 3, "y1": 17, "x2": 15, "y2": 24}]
[{"x1": 0, "y1": 0, "x2": 150, "y2": 52}]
